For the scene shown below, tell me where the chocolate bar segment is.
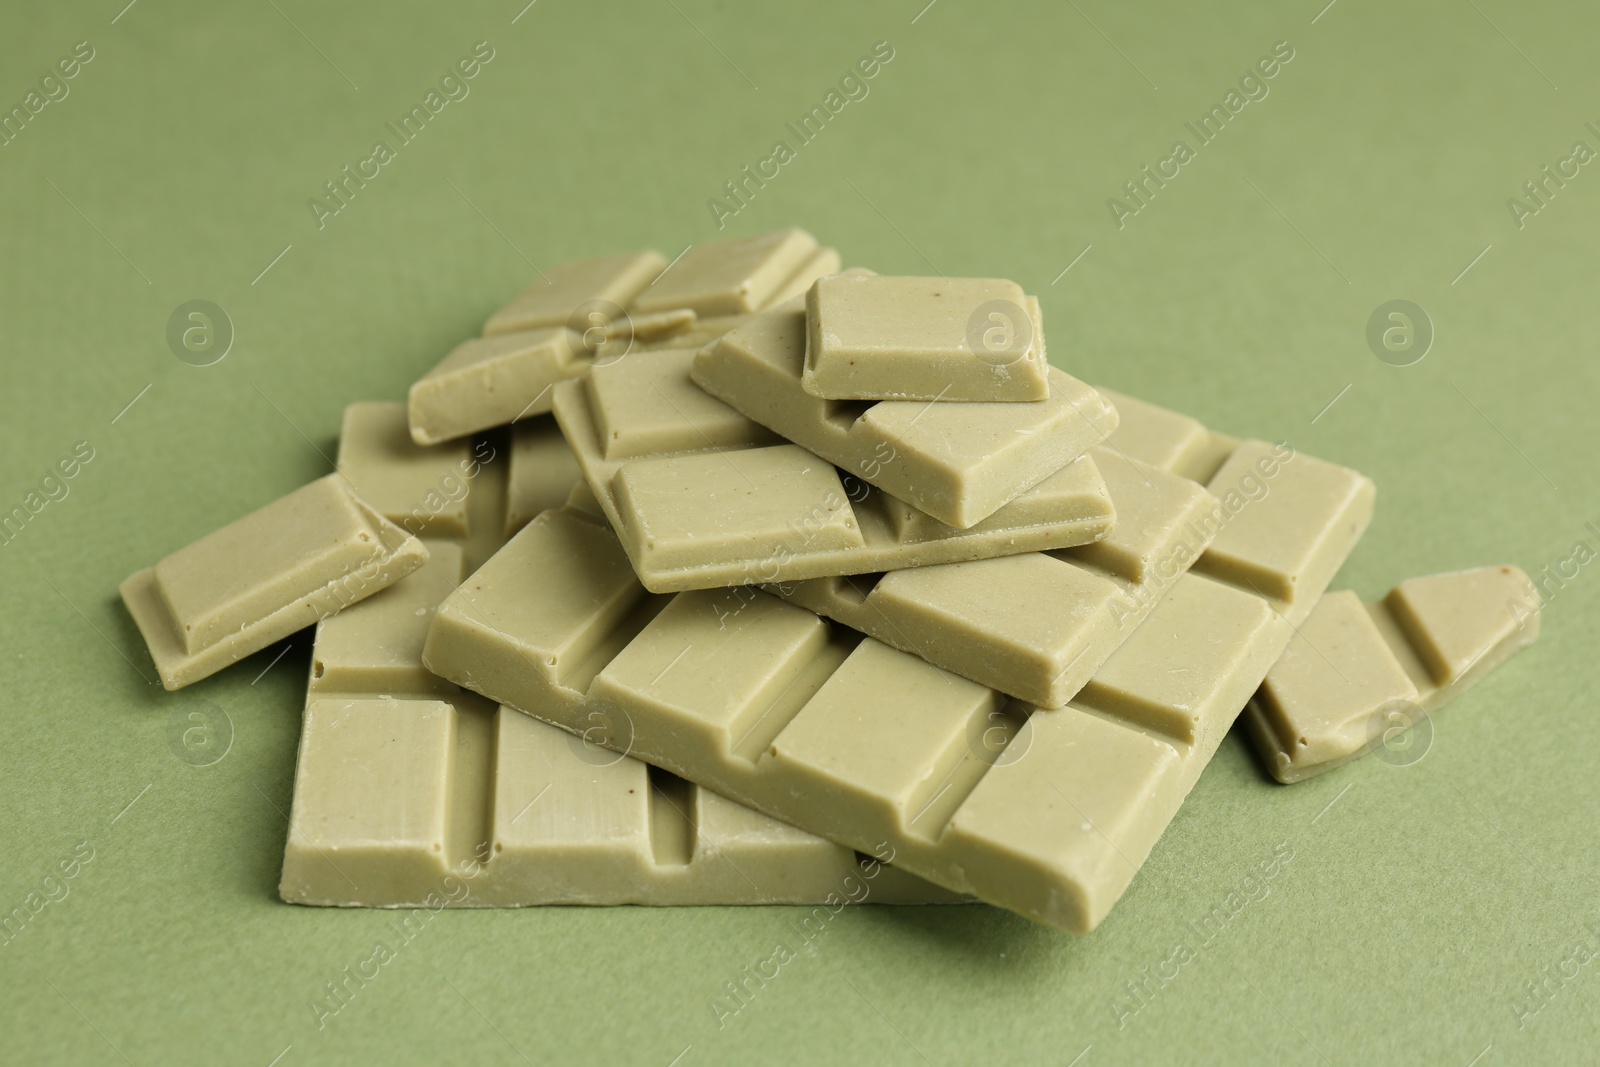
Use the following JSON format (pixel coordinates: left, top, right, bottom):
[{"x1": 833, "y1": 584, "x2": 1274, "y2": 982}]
[
  {"x1": 505, "y1": 417, "x2": 583, "y2": 538},
  {"x1": 1102, "y1": 389, "x2": 1374, "y2": 620},
  {"x1": 693, "y1": 289, "x2": 1117, "y2": 528},
  {"x1": 802, "y1": 275, "x2": 1051, "y2": 402},
  {"x1": 283, "y1": 692, "x2": 947, "y2": 907},
  {"x1": 339, "y1": 401, "x2": 475, "y2": 538},
  {"x1": 281, "y1": 404, "x2": 955, "y2": 907},
  {"x1": 552, "y1": 347, "x2": 1114, "y2": 593},
  {"x1": 424, "y1": 441, "x2": 1365, "y2": 930},
  {"x1": 763, "y1": 397, "x2": 1373, "y2": 708},
  {"x1": 121, "y1": 474, "x2": 427, "y2": 690},
  {"x1": 411, "y1": 233, "x2": 840, "y2": 446},
  {"x1": 483, "y1": 250, "x2": 668, "y2": 337},
  {"x1": 1245, "y1": 566, "x2": 1541, "y2": 782},
  {"x1": 630, "y1": 229, "x2": 833, "y2": 316},
  {"x1": 408, "y1": 329, "x2": 582, "y2": 446},
  {"x1": 767, "y1": 449, "x2": 1216, "y2": 707}
]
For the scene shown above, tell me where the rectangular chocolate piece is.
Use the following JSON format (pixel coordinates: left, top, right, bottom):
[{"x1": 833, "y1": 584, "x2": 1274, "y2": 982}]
[
  {"x1": 424, "y1": 415, "x2": 1367, "y2": 930},
  {"x1": 803, "y1": 275, "x2": 1051, "y2": 402},
  {"x1": 482, "y1": 250, "x2": 669, "y2": 337},
  {"x1": 762, "y1": 396, "x2": 1375, "y2": 707},
  {"x1": 408, "y1": 231, "x2": 840, "y2": 445},
  {"x1": 766, "y1": 448, "x2": 1217, "y2": 707},
  {"x1": 1094, "y1": 388, "x2": 1234, "y2": 481},
  {"x1": 340, "y1": 401, "x2": 477, "y2": 539},
  {"x1": 408, "y1": 328, "x2": 587, "y2": 447},
  {"x1": 121, "y1": 474, "x2": 428, "y2": 690},
  {"x1": 630, "y1": 228, "x2": 834, "y2": 316},
  {"x1": 692, "y1": 285, "x2": 1118, "y2": 529},
  {"x1": 551, "y1": 346, "x2": 1115, "y2": 592},
  {"x1": 1101, "y1": 389, "x2": 1375, "y2": 619},
  {"x1": 282, "y1": 404, "x2": 955, "y2": 908},
  {"x1": 285, "y1": 692, "x2": 947, "y2": 907},
  {"x1": 1245, "y1": 565, "x2": 1541, "y2": 782},
  {"x1": 505, "y1": 417, "x2": 583, "y2": 538}
]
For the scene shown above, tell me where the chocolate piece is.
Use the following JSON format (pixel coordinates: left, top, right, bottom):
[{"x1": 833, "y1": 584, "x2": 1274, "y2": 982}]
[
  {"x1": 765, "y1": 398, "x2": 1374, "y2": 708},
  {"x1": 121, "y1": 475, "x2": 427, "y2": 689},
  {"x1": 768, "y1": 449, "x2": 1215, "y2": 707},
  {"x1": 409, "y1": 233, "x2": 840, "y2": 445},
  {"x1": 551, "y1": 347, "x2": 1114, "y2": 592},
  {"x1": 1246, "y1": 566, "x2": 1541, "y2": 782},
  {"x1": 505, "y1": 417, "x2": 583, "y2": 538},
  {"x1": 482, "y1": 250, "x2": 668, "y2": 337},
  {"x1": 408, "y1": 328, "x2": 583, "y2": 447},
  {"x1": 424, "y1": 419, "x2": 1368, "y2": 930},
  {"x1": 692, "y1": 289, "x2": 1118, "y2": 528},
  {"x1": 281, "y1": 408, "x2": 954, "y2": 907},
  {"x1": 284, "y1": 692, "x2": 949, "y2": 907},
  {"x1": 630, "y1": 228, "x2": 835, "y2": 316},
  {"x1": 803, "y1": 275, "x2": 1051, "y2": 402},
  {"x1": 1102, "y1": 389, "x2": 1375, "y2": 618}
]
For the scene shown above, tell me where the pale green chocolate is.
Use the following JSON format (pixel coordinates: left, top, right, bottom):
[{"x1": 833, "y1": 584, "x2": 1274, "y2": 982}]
[
  {"x1": 482, "y1": 249, "x2": 668, "y2": 337},
  {"x1": 281, "y1": 407, "x2": 956, "y2": 908},
  {"x1": 551, "y1": 347, "x2": 1115, "y2": 593},
  {"x1": 1098, "y1": 388, "x2": 1237, "y2": 483},
  {"x1": 340, "y1": 401, "x2": 474, "y2": 538},
  {"x1": 408, "y1": 310, "x2": 698, "y2": 448},
  {"x1": 1101, "y1": 390, "x2": 1376, "y2": 620},
  {"x1": 408, "y1": 327, "x2": 580, "y2": 446},
  {"x1": 1245, "y1": 566, "x2": 1542, "y2": 782},
  {"x1": 693, "y1": 288, "x2": 1118, "y2": 529},
  {"x1": 504, "y1": 417, "x2": 583, "y2": 538},
  {"x1": 802, "y1": 275, "x2": 1051, "y2": 402},
  {"x1": 630, "y1": 228, "x2": 835, "y2": 317},
  {"x1": 769, "y1": 448, "x2": 1216, "y2": 707},
  {"x1": 410, "y1": 233, "x2": 840, "y2": 446},
  {"x1": 423, "y1": 385, "x2": 1375, "y2": 931},
  {"x1": 121, "y1": 474, "x2": 428, "y2": 690},
  {"x1": 765, "y1": 394, "x2": 1374, "y2": 708},
  {"x1": 424, "y1": 492, "x2": 1319, "y2": 932}
]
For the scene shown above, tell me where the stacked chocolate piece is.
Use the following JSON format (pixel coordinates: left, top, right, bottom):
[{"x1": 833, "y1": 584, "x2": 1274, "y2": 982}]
[{"x1": 120, "y1": 229, "x2": 1541, "y2": 931}]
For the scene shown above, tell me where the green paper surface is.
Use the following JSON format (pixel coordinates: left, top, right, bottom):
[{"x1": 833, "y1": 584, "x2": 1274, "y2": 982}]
[{"x1": 3, "y1": 1, "x2": 1597, "y2": 1064}]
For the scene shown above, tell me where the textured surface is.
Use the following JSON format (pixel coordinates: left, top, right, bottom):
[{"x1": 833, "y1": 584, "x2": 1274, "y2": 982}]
[{"x1": 5, "y1": 2, "x2": 1594, "y2": 1064}]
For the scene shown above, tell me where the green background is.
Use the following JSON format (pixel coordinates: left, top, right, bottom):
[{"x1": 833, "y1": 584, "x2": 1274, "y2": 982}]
[{"x1": 4, "y1": 1, "x2": 1597, "y2": 1063}]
